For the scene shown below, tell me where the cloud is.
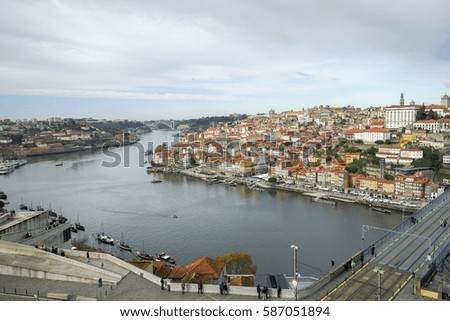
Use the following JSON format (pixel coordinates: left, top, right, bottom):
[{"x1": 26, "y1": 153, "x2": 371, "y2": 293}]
[{"x1": 0, "y1": 0, "x2": 450, "y2": 114}]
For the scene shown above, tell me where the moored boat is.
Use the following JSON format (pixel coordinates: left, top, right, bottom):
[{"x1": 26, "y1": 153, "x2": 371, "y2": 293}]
[
  {"x1": 55, "y1": 161, "x2": 63, "y2": 167},
  {"x1": 152, "y1": 179, "x2": 162, "y2": 183},
  {"x1": 157, "y1": 251, "x2": 176, "y2": 264},
  {"x1": 97, "y1": 233, "x2": 114, "y2": 245},
  {"x1": 118, "y1": 232, "x2": 132, "y2": 251},
  {"x1": 136, "y1": 241, "x2": 153, "y2": 260},
  {"x1": 371, "y1": 206, "x2": 391, "y2": 214}
]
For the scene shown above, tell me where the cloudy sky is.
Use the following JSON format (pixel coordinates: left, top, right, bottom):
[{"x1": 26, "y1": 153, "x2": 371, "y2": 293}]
[{"x1": 0, "y1": 0, "x2": 449, "y2": 120}]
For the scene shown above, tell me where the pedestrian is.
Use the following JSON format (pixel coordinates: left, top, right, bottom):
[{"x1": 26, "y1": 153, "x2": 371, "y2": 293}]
[
  {"x1": 440, "y1": 219, "x2": 444, "y2": 227},
  {"x1": 160, "y1": 278, "x2": 165, "y2": 290},
  {"x1": 444, "y1": 219, "x2": 448, "y2": 228},
  {"x1": 257, "y1": 284, "x2": 261, "y2": 299},
  {"x1": 219, "y1": 282, "x2": 224, "y2": 295},
  {"x1": 371, "y1": 245, "x2": 375, "y2": 256},
  {"x1": 198, "y1": 281, "x2": 203, "y2": 294},
  {"x1": 263, "y1": 286, "x2": 269, "y2": 300},
  {"x1": 427, "y1": 253, "x2": 432, "y2": 267},
  {"x1": 360, "y1": 253, "x2": 364, "y2": 266},
  {"x1": 277, "y1": 286, "x2": 281, "y2": 298},
  {"x1": 223, "y1": 283, "x2": 228, "y2": 295},
  {"x1": 331, "y1": 260, "x2": 335, "y2": 268},
  {"x1": 86, "y1": 251, "x2": 90, "y2": 264},
  {"x1": 351, "y1": 259, "x2": 356, "y2": 273},
  {"x1": 181, "y1": 282, "x2": 185, "y2": 294},
  {"x1": 166, "y1": 279, "x2": 171, "y2": 292}
]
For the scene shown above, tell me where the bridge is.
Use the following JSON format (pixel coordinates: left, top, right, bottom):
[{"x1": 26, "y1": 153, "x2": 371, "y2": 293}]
[
  {"x1": 147, "y1": 120, "x2": 177, "y2": 130},
  {"x1": 321, "y1": 189, "x2": 450, "y2": 301}
]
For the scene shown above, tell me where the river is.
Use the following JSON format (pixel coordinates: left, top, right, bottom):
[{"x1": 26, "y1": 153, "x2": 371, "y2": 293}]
[{"x1": 0, "y1": 130, "x2": 401, "y2": 277}]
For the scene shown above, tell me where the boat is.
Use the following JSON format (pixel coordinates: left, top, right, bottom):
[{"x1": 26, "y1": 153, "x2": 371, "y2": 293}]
[
  {"x1": 0, "y1": 164, "x2": 14, "y2": 175},
  {"x1": 97, "y1": 223, "x2": 114, "y2": 245},
  {"x1": 371, "y1": 206, "x2": 391, "y2": 214},
  {"x1": 118, "y1": 232, "x2": 132, "y2": 251},
  {"x1": 55, "y1": 161, "x2": 63, "y2": 167},
  {"x1": 157, "y1": 251, "x2": 176, "y2": 264},
  {"x1": 136, "y1": 241, "x2": 153, "y2": 260},
  {"x1": 312, "y1": 197, "x2": 336, "y2": 206},
  {"x1": 74, "y1": 215, "x2": 85, "y2": 231},
  {"x1": 170, "y1": 214, "x2": 178, "y2": 219},
  {"x1": 98, "y1": 233, "x2": 114, "y2": 245},
  {"x1": 70, "y1": 225, "x2": 78, "y2": 233},
  {"x1": 0, "y1": 192, "x2": 7, "y2": 200},
  {"x1": 152, "y1": 179, "x2": 162, "y2": 183}
]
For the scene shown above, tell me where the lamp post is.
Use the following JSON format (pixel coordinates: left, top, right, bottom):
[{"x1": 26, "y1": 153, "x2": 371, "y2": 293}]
[
  {"x1": 291, "y1": 245, "x2": 299, "y2": 301},
  {"x1": 373, "y1": 268, "x2": 385, "y2": 301}
]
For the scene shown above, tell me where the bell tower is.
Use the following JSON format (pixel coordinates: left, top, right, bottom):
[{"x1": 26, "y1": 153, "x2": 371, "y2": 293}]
[{"x1": 400, "y1": 93, "x2": 404, "y2": 106}]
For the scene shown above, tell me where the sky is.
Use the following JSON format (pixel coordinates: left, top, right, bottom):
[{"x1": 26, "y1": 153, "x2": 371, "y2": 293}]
[{"x1": 0, "y1": 0, "x2": 450, "y2": 120}]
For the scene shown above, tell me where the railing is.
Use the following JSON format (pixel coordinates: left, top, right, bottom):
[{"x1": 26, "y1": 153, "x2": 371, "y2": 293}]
[{"x1": 362, "y1": 188, "x2": 450, "y2": 261}]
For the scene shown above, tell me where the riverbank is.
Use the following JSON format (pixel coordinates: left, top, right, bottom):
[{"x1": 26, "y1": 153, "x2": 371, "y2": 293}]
[{"x1": 178, "y1": 167, "x2": 423, "y2": 214}]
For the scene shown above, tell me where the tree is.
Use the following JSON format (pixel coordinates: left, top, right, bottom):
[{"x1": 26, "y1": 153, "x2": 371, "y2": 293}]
[
  {"x1": 155, "y1": 143, "x2": 167, "y2": 153},
  {"x1": 215, "y1": 252, "x2": 257, "y2": 274},
  {"x1": 268, "y1": 176, "x2": 278, "y2": 183}
]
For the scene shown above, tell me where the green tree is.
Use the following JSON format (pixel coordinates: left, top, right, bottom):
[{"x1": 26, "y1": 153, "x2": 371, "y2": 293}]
[
  {"x1": 215, "y1": 252, "x2": 257, "y2": 274},
  {"x1": 268, "y1": 176, "x2": 278, "y2": 183},
  {"x1": 155, "y1": 143, "x2": 167, "y2": 153}
]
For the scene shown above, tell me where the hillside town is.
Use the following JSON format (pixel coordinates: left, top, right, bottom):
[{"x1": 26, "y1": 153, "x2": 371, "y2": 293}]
[{"x1": 150, "y1": 93, "x2": 450, "y2": 205}]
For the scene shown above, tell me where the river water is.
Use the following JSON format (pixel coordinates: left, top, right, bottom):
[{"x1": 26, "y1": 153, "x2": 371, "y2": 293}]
[{"x1": 0, "y1": 130, "x2": 401, "y2": 276}]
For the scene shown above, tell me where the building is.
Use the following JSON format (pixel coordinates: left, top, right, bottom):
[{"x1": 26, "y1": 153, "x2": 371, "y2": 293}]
[
  {"x1": 442, "y1": 93, "x2": 450, "y2": 109},
  {"x1": 413, "y1": 119, "x2": 440, "y2": 133},
  {"x1": 344, "y1": 128, "x2": 390, "y2": 143},
  {"x1": 384, "y1": 105, "x2": 421, "y2": 129},
  {"x1": 0, "y1": 208, "x2": 72, "y2": 248}
]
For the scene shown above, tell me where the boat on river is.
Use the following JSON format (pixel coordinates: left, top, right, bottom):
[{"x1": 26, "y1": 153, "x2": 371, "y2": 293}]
[
  {"x1": 152, "y1": 179, "x2": 162, "y2": 183},
  {"x1": 55, "y1": 161, "x2": 63, "y2": 167},
  {"x1": 371, "y1": 206, "x2": 391, "y2": 214},
  {"x1": 136, "y1": 241, "x2": 153, "y2": 260},
  {"x1": 157, "y1": 251, "x2": 176, "y2": 264},
  {"x1": 98, "y1": 233, "x2": 114, "y2": 245},
  {"x1": 118, "y1": 232, "x2": 132, "y2": 251}
]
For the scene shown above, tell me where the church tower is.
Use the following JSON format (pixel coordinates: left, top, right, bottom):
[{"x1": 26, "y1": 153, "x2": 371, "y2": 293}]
[
  {"x1": 400, "y1": 93, "x2": 404, "y2": 106},
  {"x1": 442, "y1": 93, "x2": 450, "y2": 109}
]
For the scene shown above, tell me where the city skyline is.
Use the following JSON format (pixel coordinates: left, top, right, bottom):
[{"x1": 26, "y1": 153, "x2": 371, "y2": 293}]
[{"x1": 1, "y1": 1, "x2": 450, "y2": 120}]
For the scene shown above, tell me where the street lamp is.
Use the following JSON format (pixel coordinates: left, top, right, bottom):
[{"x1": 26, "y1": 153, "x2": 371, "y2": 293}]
[
  {"x1": 373, "y1": 268, "x2": 385, "y2": 301},
  {"x1": 291, "y1": 245, "x2": 299, "y2": 301}
]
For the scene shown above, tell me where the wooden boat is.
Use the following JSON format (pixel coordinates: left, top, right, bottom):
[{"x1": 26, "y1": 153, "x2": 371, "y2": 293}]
[
  {"x1": 152, "y1": 179, "x2": 162, "y2": 183},
  {"x1": 136, "y1": 241, "x2": 153, "y2": 260},
  {"x1": 55, "y1": 161, "x2": 63, "y2": 167},
  {"x1": 118, "y1": 232, "x2": 132, "y2": 251},
  {"x1": 371, "y1": 207, "x2": 391, "y2": 214},
  {"x1": 75, "y1": 215, "x2": 85, "y2": 231}
]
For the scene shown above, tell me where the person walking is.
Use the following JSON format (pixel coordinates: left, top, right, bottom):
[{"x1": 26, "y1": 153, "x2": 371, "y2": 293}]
[
  {"x1": 219, "y1": 282, "x2": 224, "y2": 295},
  {"x1": 440, "y1": 219, "x2": 444, "y2": 227},
  {"x1": 277, "y1": 286, "x2": 281, "y2": 298},
  {"x1": 444, "y1": 219, "x2": 448, "y2": 228},
  {"x1": 181, "y1": 282, "x2": 185, "y2": 294},
  {"x1": 351, "y1": 259, "x2": 356, "y2": 273},
  {"x1": 86, "y1": 251, "x2": 90, "y2": 264},
  {"x1": 198, "y1": 281, "x2": 203, "y2": 294},
  {"x1": 160, "y1": 278, "x2": 165, "y2": 290},
  {"x1": 257, "y1": 284, "x2": 261, "y2": 299}
]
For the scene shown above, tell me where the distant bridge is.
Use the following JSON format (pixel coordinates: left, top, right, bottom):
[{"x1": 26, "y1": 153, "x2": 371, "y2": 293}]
[
  {"x1": 321, "y1": 189, "x2": 450, "y2": 301},
  {"x1": 148, "y1": 120, "x2": 177, "y2": 130}
]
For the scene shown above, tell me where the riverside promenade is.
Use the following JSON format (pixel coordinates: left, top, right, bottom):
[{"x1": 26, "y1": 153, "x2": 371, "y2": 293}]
[{"x1": 0, "y1": 240, "x2": 428, "y2": 301}]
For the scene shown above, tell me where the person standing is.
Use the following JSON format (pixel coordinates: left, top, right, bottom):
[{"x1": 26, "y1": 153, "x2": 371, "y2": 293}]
[
  {"x1": 86, "y1": 251, "x2": 90, "y2": 264},
  {"x1": 351, "y1": 259, "x2": 356, "y2": 273},
  {"x1": 277, "y1": 286, "x2": 281, "y2": 298},
  {"x1": 181, "y1": 282, "x2": 185, "y2": 294},
  {"x1": 160, "y1": 278, "x2": 165, "y2": 290},
  {"x1": 444, "y1": 219, "x2": 448, "y2": 228},
  {"x1": 440, "y1": 219, "x2": 444, "y2": 227},
  {"x1": 198, "y1": 281, "x2": 203, "y2": 294},
  {"x1": 256, "y1": 284, "x2": 261, "y2": 299}
]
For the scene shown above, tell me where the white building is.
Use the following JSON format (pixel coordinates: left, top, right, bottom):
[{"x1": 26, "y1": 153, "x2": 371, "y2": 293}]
[
  {"x1": 413, "y1": 119, "x2": 440, "y2": 132},
  {"x1": 384, "y1": 105, "x2": 420, "y2": 129},
  {"x1": 345, "y1": 128, "x2": 390, "y2": 143}
]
